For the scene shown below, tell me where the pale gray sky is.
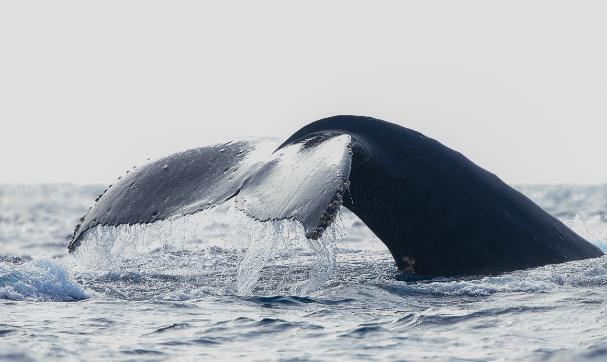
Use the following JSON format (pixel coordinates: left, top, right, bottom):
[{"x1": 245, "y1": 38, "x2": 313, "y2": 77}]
[{"x1": 1, "y1": 1, "x2": 606, "y2": 184}]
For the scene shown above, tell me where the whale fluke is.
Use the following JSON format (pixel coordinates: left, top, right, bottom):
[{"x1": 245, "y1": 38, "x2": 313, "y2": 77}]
[
  {"x1": 69, "y1": 116, "x2": 604, "y2": 276},
  {"x1": 68, "y1": 135, "x2": 351, "y2": 252}
]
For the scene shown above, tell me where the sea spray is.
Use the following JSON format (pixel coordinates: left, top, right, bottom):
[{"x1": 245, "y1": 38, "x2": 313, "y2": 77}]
[{"x1": 70, "y1": 200, "x2": 343, "y2": 296}]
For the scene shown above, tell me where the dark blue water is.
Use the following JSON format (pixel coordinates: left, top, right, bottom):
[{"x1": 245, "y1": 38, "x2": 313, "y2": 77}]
[{"x1": 1, "y1": 184, "x2": 607, "y2": 361}]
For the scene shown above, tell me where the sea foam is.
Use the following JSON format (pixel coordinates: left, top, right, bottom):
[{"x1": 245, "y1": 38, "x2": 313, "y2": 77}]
[{"x1": 0, "y1": 258, "x2": 87, "y2": 301}]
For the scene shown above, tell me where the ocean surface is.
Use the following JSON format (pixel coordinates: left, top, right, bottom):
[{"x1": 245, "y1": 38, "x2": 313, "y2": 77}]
[{"x1": 1, "y1": 184, "x2": 607, "y2": 361}]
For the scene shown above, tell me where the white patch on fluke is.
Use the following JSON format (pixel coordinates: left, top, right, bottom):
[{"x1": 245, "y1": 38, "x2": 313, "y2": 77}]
[{"x1": 235, "y1": 134, "x2": 352, "y2": 237}]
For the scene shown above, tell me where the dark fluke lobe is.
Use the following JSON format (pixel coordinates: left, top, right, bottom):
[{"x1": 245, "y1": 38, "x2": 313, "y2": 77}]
[{"x1": 69, "y1": 115, "x2": 603, "y2": 276}]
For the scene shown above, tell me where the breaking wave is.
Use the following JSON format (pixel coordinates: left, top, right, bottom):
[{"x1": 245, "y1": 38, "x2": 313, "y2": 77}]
[{"x1": 0, "y1": 258, "x2": 87, "y2": 301}]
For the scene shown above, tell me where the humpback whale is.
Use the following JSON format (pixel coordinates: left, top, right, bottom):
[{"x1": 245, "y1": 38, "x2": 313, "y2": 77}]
[{"x1": 69, "y1": 116, "x2": 603, "y2": 276}]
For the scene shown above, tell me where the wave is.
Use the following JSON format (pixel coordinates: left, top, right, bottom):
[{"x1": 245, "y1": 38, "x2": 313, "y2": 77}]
[{"x1": 0, "y1": 258, "x2": 87, "y2": 301}]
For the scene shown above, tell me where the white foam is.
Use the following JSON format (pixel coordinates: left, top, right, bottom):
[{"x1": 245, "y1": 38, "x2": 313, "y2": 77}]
[{"x1": 0, "y1": 259, "x2": 87, "y2": 301}]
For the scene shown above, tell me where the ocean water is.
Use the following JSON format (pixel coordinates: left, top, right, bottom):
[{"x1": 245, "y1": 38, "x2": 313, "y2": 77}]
[{"x1": 1, "y1": 184, "x2": 607, "y2": 361}]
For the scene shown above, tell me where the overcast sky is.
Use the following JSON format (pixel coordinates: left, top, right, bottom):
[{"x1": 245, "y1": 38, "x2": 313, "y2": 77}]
[{"x1": 1, "y1": 1, "x2": 606, "y2": 184}]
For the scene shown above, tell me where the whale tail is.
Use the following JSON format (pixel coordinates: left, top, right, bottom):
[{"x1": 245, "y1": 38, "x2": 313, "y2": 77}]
[{"x1": 69, "y1": 116, "x2": 604, "y2": 276}]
